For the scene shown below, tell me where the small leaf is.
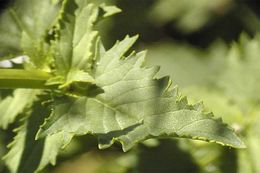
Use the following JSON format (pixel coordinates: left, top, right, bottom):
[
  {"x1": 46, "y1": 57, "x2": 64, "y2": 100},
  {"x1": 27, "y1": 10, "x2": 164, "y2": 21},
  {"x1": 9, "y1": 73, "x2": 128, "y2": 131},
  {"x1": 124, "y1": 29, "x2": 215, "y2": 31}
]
[
  {"x1": 53, "y1": 0, "x2": 99, "y2": 75},
  {"x1": 99, "y1": 4, "x2": 122, "y2": 18}
]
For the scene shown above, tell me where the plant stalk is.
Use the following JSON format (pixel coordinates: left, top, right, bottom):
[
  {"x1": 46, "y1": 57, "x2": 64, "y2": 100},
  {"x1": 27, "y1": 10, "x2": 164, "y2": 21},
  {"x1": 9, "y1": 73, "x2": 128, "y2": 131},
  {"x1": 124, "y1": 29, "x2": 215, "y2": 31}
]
[{"x1": 0, "y1": 69, "x2": 55, "y2": 89}]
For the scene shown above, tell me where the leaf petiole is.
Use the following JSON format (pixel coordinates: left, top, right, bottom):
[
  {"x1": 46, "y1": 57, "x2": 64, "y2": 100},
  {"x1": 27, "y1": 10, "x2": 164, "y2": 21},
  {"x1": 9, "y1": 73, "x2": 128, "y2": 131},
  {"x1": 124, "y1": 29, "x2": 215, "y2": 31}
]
[{"x1": 0, "y1": 69, "x2": 55, "y2": 89}]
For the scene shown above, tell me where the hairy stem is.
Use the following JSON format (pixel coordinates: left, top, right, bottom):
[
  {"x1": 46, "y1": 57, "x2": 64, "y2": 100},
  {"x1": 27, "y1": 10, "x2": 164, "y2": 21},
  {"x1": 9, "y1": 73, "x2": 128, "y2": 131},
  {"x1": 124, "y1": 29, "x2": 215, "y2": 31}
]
[{"x1": 0, "y1": 69, "x2": 55, "y2": 89}]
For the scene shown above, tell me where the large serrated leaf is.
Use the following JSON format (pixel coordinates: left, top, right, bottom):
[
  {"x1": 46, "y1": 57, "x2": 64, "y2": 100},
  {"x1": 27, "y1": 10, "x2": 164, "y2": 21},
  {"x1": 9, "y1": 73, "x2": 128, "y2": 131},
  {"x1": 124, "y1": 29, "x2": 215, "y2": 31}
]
[{"x1": 38, "y1": 36, "x2": 244, "y2": 151}]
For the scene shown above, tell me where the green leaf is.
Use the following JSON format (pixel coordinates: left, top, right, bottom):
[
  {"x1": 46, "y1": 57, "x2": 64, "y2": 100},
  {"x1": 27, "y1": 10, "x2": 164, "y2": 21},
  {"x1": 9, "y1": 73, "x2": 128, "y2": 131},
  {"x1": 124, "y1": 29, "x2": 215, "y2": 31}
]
[
  {"x1": 149, "y1": 0, "x2": 233, "y2": 33},
  {"x1": 0, "y1": 11, "x2": 21, "y2": 59},
  {"x1": 146, "y1": 41, "x2": 228, "y2": 88},
  {"x1": 239, "y1": 110, "x2": 260, "y2": 173},
  {"x1": 99, "y1": 4, "x2": 122, "y2": 17},
  {"x1": 219, "y1": 34, "x2": 260, "y2": 108},
  {"x1": 53, "y1": 0, "x2": 100, "y2": 75},
  {"x1": 4, "y1": 99, "x2": 72, "y2": 173},
  {"x1": 0, "y1": 0, "x2": 59, "y2": 66},
  {"x1": 0, "y1": 89, "x2": 40, "y2": 129},
  {"x1": 18, "y1": 0, "x2": 59, "y2": 69},
  {"x1": 0, "y1": 129, "x2": 7, "y2": 171},
  {"x1": 145, "y1": 34, "x2": 260, "y2": 172},
  {"x1": 38, "y1": 36, "x2": 244, "y2": 151},
  {"x1": 51, "y1": 0, "x2": 121, "y2": 95}
]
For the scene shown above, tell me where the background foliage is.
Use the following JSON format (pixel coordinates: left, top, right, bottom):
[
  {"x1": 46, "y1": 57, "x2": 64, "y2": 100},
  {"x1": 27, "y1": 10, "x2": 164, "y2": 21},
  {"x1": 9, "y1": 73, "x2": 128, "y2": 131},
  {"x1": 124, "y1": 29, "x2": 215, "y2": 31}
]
[{"x1": 0, "y1": 0, "x2": 260, "y2": 172}]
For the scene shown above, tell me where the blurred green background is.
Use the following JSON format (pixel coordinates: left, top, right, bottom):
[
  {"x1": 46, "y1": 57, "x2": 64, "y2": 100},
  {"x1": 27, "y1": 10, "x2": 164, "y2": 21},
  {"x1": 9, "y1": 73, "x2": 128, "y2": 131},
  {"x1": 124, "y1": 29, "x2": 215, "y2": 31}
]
[{"x1": 1, "y1": 0, "x2": 260, "y2": 172}]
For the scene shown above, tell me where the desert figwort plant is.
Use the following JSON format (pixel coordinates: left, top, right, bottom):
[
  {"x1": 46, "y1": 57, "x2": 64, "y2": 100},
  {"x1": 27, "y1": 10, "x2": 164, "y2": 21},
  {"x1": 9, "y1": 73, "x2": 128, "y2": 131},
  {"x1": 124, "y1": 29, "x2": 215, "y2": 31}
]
[{"x1": 0, "y1": 0, "x2": 244, "y2": 172}]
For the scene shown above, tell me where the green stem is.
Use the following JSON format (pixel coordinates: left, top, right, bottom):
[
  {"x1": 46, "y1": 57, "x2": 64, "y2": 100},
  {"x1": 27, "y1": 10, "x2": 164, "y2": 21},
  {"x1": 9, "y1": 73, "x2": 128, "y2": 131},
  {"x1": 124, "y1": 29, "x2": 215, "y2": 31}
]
[{"x1": 0, "y1": 69, "x2": 55, "y2": 89}]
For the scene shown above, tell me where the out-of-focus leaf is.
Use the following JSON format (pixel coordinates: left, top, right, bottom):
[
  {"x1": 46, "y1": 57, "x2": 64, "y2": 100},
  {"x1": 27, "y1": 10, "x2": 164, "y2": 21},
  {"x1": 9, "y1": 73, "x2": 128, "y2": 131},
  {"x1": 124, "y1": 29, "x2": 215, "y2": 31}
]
[
  {"x1": 219, "y1": 35, "x2": 260, "y2": 109},
  {"x1": 0, "y1": 0, "x2": 59, "y2": 66},
  {"x1": 146, "y1": 41, "x2": 228, "y2": 88},
  {"x1": 0, "y1": 89, "x2": 40, "y2": 129},
  {"x1": 0, "y1": 129, "x2": 7, "y2": 172},
  {"x1": 237, "y1": 149, "x2": 253, "y2": 173},
  {"x1": 149, "y1": 0, "x2": 233, "y2": 33},
  {"x1": 4, "y1": 100, "x2": 72, "y2": 173},
  {"x1": 0, "y1": 11, "x2": 21, "y2": 59},
  {"x1": 53, "y1": 151, "x2": 127, "y2": 173},
  {"x1": 240, "y1": 109, "x2": 260, "y2": 173}
]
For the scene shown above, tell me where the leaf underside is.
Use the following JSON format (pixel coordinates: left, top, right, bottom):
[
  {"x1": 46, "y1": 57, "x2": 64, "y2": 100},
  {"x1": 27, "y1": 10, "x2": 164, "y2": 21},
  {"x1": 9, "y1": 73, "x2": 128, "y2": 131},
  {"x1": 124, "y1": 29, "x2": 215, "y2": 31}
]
[{"x1": 38, "y1": 36, "x2": 245, "y2": 151}]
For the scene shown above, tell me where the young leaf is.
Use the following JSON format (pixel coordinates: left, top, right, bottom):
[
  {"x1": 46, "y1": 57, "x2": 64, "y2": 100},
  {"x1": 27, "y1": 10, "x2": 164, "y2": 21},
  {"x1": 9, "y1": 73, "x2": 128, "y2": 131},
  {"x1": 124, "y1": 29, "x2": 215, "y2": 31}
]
[
  {"x1": 38, "y1": 36, "x2": 244, "y2": 151},
  {"x1": 99, "y1": 4, "x2": 122, "y2": 17},
  {"x1": 50, "y1": 0, "x2": 121, "y2": 95},
  {"x1": 53, "y1": 0, "x2": 99, "y2": 75}
]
